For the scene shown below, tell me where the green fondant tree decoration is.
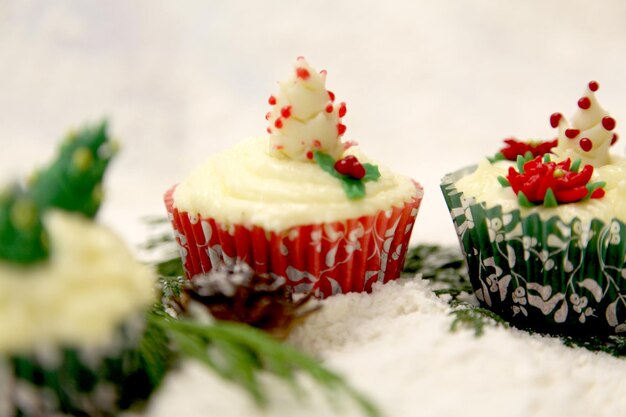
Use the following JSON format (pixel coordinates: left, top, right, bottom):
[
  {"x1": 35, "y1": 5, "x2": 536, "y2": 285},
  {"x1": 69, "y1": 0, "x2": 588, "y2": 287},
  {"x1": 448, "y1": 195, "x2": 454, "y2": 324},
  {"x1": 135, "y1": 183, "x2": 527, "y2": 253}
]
[
  {"x1": 0, "y1": 120, "x2": 115, "y2": 265},
  {"x1": 29, "y1": 120, "x2": 117, "y2": 218},
  {"x1": 0, "y1": 185, "x2": 48, "y2": 264}
]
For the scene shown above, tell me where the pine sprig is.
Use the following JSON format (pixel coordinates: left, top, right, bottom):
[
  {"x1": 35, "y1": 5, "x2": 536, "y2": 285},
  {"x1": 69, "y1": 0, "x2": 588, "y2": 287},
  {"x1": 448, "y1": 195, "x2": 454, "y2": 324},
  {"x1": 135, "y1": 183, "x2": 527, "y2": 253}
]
[{"x1": 153, "y1": 313, "x2": 379, "y2": 416}]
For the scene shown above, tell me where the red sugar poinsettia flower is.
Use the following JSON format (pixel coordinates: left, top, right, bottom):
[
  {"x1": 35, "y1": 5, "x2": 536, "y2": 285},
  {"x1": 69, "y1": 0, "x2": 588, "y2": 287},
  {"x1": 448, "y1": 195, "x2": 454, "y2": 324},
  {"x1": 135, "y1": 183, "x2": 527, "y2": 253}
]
[
  {"x1": 494, "y1": 138, "x2": 558, "y2": 161},
  {"x1": 499, "y1": 156, "x2": 606, "y2": 207}
]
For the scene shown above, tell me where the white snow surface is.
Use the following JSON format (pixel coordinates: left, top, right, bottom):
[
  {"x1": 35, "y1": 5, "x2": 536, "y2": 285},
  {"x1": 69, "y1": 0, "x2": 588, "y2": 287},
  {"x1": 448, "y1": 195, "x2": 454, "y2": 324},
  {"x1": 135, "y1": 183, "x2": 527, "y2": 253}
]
[{"x1": 142, "y1": 278, "x2": 626, "y2": 417}]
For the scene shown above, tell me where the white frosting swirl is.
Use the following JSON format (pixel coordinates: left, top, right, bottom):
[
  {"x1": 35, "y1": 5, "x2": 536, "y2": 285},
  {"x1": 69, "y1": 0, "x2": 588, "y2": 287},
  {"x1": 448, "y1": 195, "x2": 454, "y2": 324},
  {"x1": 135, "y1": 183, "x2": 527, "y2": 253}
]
[
  {"x1": 173, "y1": 136, "x2": 420, "y2": 231},
  {"x1": 552, "y1": 82, "x2": 617, "y2": 167},
  {"x1": 268, "y1": 58, "x2": 346, "y2": 161},
  {"x1": 0, "y1": 211, "x2": 156, "y2": 354},
  {"x1": 455, "y1": 158, "x2": 626, "y2": 224}
]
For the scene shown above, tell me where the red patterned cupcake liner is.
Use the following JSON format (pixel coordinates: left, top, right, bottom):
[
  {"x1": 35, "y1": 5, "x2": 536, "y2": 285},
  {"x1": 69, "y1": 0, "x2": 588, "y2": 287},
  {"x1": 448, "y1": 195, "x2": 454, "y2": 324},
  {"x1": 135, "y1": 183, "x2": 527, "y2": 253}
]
[{"x1": 164, "y1": 184, "x2": 423, "y2": 298}]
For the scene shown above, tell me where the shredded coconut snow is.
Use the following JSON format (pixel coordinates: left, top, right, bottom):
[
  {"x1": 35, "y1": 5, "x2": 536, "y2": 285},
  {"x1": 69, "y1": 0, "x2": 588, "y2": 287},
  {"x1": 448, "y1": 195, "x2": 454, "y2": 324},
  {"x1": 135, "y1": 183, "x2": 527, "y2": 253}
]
[{"x1": 140, "y1": 277, "x2": 626, "y2": 417}]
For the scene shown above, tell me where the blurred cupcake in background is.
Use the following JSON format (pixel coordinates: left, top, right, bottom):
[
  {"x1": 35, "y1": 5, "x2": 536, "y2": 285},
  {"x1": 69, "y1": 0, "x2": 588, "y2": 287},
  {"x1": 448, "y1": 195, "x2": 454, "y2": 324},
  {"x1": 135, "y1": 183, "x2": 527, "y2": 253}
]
[
  {"x1": 0, "y1": 122, "x2": 167, "y2": 416},
  {"x1": 165, "y1": 57, "x2": 423, "y2": 298},
  {"x1": 441, "y1": 81, "x2": 626, "y2": 334}
]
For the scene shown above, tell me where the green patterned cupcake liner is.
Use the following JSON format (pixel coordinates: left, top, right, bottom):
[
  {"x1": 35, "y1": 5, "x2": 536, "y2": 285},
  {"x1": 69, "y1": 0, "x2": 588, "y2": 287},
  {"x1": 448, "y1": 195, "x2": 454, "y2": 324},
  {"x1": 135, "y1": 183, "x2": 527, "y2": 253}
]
[
  {"x1": 0, "y1": 316, "x2": 168, "y2": 417},
  {"x1": 441, "y1": 166, "x2": 626, "y2": 335}
]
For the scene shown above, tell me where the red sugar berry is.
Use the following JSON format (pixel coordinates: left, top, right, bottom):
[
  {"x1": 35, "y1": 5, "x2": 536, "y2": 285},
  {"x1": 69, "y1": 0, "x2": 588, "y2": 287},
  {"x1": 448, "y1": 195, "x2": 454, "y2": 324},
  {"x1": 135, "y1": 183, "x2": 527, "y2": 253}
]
[
  {"x1": 580, "y1": 138, "x2": 593, "y2": 152},
  {"x1": 306, "y1": 151, "x2": 313, "y2": 160},
  {"x1": 550, "y1": 113, "x2": 562, "y2": 128},
  {"x1": 602, "y1": 116, "x2": 616, "y2": 131},
  {"x1": 612, "y1": 133, "x2": 619, "y2": 145},
  {"x1": 565, "y1": 129, "x2": 580, "y2": 139},
  {"x1": 578, "y1": 97, "x2": 591, "y2": 109},
  {"x1": 338, "y1": 103, "x2": 347, "y2": 118},
  {"x1": 274, "y1": 119, "x2": 283, "y2": 128},
  {"x1": 325, "y1": 104, "x2": 333, "y2": 113},
  {"x1": 328, "y1": 91, "x2": 335, "y2": 101},
  {"x1": 296, "y1": 67, "x2": 310, "y2": 80},
  {"x1": 334, "y1": 155, "x2": 365, "y2": 179},
  {"x1": 281, "y1": 106, "x2": 291, "y2": 118},
  {"x1": 589, "y1": 81, "x2": 599, "y2": 91},
  {"x1": 591, "y1": 188, "x2": 606, "y2": 199},
  {"x1": 268, "y1": 95, "x2": 277, "y2": 105},
  {"x1": 337, "y1": 123, "x2": 347, "y2": 135}
]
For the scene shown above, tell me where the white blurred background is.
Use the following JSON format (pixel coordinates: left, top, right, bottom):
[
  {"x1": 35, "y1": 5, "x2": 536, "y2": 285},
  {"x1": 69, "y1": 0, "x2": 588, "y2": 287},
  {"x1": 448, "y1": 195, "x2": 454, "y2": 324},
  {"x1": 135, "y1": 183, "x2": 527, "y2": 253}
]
[{"x1": 2, "y1": 0, "x2": 626, "y2": 249}]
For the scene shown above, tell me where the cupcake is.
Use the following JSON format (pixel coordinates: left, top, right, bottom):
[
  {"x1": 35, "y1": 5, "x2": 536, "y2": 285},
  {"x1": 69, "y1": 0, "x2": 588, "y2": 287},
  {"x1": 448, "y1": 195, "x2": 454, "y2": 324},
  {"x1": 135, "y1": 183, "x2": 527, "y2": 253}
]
[
  {"x1": 441, "y1": 81, "x2": 626, "y2": 334},
  {"x1": 165, "y1": 57, "x2": 423, "y2": 298},
  {"x1": 0, "y1": 122, "x2": 167, "y2": 416}
]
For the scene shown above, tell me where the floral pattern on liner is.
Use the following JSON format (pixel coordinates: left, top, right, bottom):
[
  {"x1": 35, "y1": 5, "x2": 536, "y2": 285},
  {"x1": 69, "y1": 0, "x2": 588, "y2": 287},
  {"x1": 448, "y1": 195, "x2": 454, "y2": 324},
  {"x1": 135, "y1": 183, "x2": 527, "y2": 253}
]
[
  {"x1": 164, "y1": 186, "x2": 422, "y2": 298},
  {"x1": 442, "y1": 166, "x2": 626, "y2": 334}
]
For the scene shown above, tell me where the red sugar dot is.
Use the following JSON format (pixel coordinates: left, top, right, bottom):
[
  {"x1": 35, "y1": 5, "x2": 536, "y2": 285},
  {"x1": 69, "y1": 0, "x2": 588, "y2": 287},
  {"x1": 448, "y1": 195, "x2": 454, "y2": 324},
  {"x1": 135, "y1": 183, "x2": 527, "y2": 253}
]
[
  {"x1": 612, "y1": 133, "x2": 619, "y2": 145},
  {"x1": 338, "y1": 103, "x2": 347, "y2": 118},
  {"x1": 325, "y1": 104, "x2": 333, "y2": 113},
  {"x1": 296, "y1": 67, "x2": 310, "y2": 80},
  {"x1": 337, "y1": 123, "x2": 347, "y2": 135},
  {"x1": 265, "y1": 112, "x2": 272, "y2": 121},
  {"x1": 578, "y1": 97, "x2": 591, "y2": 109},
  {"x1": 306, "y1": 151, "x2": 313, "y2": 160},
  {"x1": 580, "y1": 138, "x2": 593, "y2": 152},
  {"x1": 602, "y1": 116, "x2": 616, "y2": 131},
  {"x1": 268, "y1": 95, "x2": 277, "y2": 105},
  {"x1": 281, "y1": 106, "x2": 291, "y2": 118},
  {"x1": 589, "y1": 81, "x2": 599, "y2": 92},
  {"x1": 550, "y1": 113, "x2": 562, "y2": 128},
  {"x1": 565, "y1": 129, "x2": 580, "y2": 139},
  {"x1": 274, "y1": 119, "x2": 283, "y2": 129},
  {"x1": 267, "y1": 127, "x2": 272, "y2": 134},
  {"x1": 328, "y1": 91, "x2": 335, "y2": 101}
]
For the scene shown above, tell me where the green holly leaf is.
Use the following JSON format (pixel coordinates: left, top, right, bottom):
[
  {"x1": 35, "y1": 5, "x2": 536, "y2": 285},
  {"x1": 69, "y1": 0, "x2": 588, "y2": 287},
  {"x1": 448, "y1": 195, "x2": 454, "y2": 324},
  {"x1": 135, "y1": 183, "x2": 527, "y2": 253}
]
[
  {"x1": 570, "y1": 158, "x2": 582, "y2": 173},
  {"x1": 313, "y1": 151, "x2": 341, "y2": 179},
  {"x1": 362, "y1": 163, "x2": 380, "y2": 182},
  {"x1": 487, "y1": 152, "x2": 506, "y2": 163},
  {"x1": 313, "y1": 151, "x2": 379, "y2": 200},
  {"x1": 342, "y1": 178, "x2": 366, "y2": 200}
]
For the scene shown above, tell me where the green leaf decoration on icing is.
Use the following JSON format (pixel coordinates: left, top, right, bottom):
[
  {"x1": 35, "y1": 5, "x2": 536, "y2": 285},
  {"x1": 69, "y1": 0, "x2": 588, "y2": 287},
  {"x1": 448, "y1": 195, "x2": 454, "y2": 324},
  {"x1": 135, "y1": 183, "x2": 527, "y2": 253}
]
[
  {"x1": 543, "y1": 188, "x2": 558, "y2": 208},
  {"x1": 584, "y1": 181, "x2": 607, "y2": 200},
  {"x1": 313, "y1": 151, "x2": 342, "y2": 179},
  {"x1": 342, "y1": 178, "x2": 366, "y2": 200},
  {"x1": 516, "y1": 155, "x2": 526, "y2": 173},
  {"x1": 29, "y1": 120, "x2": 117, "y2": 219},
  {"x1": 543, "y1": 154, "x2": 551, "y2": 163},
  {"x1": 570, "y1": 158, "x2": 582, "y2": 173},
  {"x1": 523, "y1": 150, "x2": 533, "y2": 160},
  {"x1": 362, "y1": 163, "x2": 381, "y2": 182},
  {"x1": 0, "y1": 185, "x2": 48, "y2": 264},
  {"x1": 517, "y1": 191, "x2": 533, "y2": 208},
  {"x1": 487, "y1": 152, "x2": 506, "y2": 163},
  {"x1": 313, "y1": 151, "x2": 380, "y2": 200},
  {"x1": 497, "y1": 176, "x2": 510, "y2": 187}
]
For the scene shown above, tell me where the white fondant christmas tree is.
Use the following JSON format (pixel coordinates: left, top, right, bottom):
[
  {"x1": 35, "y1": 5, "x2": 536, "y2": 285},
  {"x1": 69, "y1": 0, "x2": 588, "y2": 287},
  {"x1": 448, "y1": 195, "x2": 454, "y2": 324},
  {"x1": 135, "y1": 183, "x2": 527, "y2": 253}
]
[
  {"x1": 551, "y1": 81, "x2": 618, "y2": 166},
  {"x1": 267, "y1": 57, "x2": 348, "y2": 161}
]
